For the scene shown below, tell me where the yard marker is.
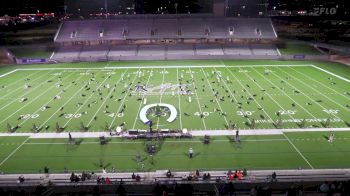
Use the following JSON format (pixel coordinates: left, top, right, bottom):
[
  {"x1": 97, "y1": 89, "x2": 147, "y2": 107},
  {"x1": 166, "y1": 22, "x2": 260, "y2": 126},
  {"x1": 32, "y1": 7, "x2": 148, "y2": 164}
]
[
  {"x1": 86, "y1": 69, "x2": 128, "y2": 127},
  {"x1": 277, "y1": 67, "x2": 350, "y2": 112},
  {"x1": 109, "y1": 68, "x2": 140, "y2": 129},
  {"x1": 273, "y1": 67, "x2": 346, "y2": 119},
  {"x1": 37, "y1": 71, "x2": 105, "y2": 130}
]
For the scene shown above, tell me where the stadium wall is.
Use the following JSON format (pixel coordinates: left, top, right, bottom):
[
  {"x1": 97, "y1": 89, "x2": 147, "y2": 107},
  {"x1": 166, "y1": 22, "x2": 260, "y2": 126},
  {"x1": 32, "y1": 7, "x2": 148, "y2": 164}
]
[{"x1": 52, "y1": 54, "x2": 329, "y2": 63}]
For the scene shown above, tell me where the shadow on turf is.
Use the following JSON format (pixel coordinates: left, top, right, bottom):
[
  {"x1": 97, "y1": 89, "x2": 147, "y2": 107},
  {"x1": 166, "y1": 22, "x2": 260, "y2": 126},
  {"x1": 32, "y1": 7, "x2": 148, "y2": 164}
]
[
  {"x1": 345, "y1": 122, "x2": 350, "y2": 127},
  {"x1": 65, "y1": 138, "x2": 84, "y2": 152},
  {"x1": 93, "y1": 161, "x2": 112, "y2": 169},
  {"x1": 183, "y1": 152, "x2": 200, "y2": 159},
  {"x1": 323, "y1": 135, "x2": 329, "y2": 141}
]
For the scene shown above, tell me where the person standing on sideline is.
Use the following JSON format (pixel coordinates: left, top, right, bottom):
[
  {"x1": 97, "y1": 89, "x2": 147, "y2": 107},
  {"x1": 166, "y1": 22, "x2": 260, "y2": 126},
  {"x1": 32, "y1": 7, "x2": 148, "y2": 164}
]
[
  {"x1": 235, "y1": 128, "x2": 240, "y2": 143},
  {"x1": 328, "y1": 131, "x2": 334, "y2": 143},
  {"x1": 188, "y1": 147, "x2": 193, "y2": 158}
]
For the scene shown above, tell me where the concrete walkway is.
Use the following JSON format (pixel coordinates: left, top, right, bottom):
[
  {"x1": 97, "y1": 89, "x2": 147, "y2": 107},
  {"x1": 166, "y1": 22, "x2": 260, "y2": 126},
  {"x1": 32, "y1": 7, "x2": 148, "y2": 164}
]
[
  {"x1": 1, "y1": 168, "x2": 350, "y2": 186},
  {"x1": 0, "y1": 127, "x2": 349, "y2": 139}
]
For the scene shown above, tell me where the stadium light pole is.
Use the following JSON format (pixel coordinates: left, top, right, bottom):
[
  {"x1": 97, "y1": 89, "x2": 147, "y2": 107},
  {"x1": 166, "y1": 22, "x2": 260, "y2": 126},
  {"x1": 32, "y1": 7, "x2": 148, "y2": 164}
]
[{"x1": 105, "y1": 0, "x2": 108, "y2": 19}]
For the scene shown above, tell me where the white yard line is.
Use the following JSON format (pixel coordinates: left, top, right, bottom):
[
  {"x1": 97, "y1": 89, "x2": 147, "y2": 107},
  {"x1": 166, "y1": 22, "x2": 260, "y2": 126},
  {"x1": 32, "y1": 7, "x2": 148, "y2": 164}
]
[
  {"x1": 240, "y1": 67, "x2": 298, "y2": 125},
  {"x1": 86, "y1": 70, "x2": 128, "y2": 127},
  {"x1": 276, "y1": 48, "x2": 281, "y2": 56},
  {"x1": 37, "y1": 72, "x2": 102, "y2": 130},
  {"x1": 132, "y1": 69, "x2": 153, "y2": 129},
  {"x1": 18, "y1": 72, "x2": 79, "y2": 127},
  {"x1": 63, "y1": 72, "x2": 112, "y2": 128},
  {"x1": 200, "y1": 68, "x2": 229, "y2": 126},
  {"x1": 0, "y1": 70, "x2": 56, "y2": 112},
  {"x1": 176, "y1": 68, "x2": 183, "y2": 130},
  {"x1": 0, "y1": 76, "x2": 67, "y2": 125},
  {"x1": 250, "y1": 67, "x2": 318, "y2": 119},
  {"x1": 0, "y1": 70, "x2": 40, "y2": 97},
  {"x1": 276, "y1": 67, "x2": 350, "y2": 113},
  {"x1": 0, "y1": 69, "x2": 18, "y2": 78},
  {"x1": 311, "y1": 65, "x2": 350, "y2": 83},
  {"x1": 289, "y1": 66, "x2": 350, "y2": 101},
  {"x1": 109, "y1": 69, "x2": 140, "y2": 129},
  {"x1": 213, "y1": 67, "x2": 251, "y2": 126},
  {"x1": 224, "y1": 66, "x2": 275, "y2": 125},
  {"x1": 188, "y1": 68, "x2": 207, "y2": 130},
  {"x1": 283, "y1": 133, "x2": 314, "y2": 169},
  {"x1": 156, "y1": 68, "x2": 166, "y2": 129},
  {"x1": 269, "y1": 68, "x2": 344, "y2": 120},
  {"x1": 0, "y1": 137, "x2": 30, "y2": 167}
]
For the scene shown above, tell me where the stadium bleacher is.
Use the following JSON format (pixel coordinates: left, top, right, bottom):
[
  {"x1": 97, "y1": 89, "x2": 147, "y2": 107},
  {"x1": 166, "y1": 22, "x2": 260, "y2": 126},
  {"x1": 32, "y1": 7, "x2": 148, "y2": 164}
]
[
  {"x1": 55, "y1": 17, "x2": 277, "y2": 42},
  {"x1": 52, "y1": 15, "x2": 279, "y2": 62}
]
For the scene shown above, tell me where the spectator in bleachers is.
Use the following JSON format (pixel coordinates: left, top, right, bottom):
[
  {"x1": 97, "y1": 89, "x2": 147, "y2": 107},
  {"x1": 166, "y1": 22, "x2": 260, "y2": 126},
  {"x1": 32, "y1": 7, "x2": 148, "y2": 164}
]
[
  {"x1": 105, "y1": 177, "x2": 111, "y2": 184},
  {"x1": 17, "y1": 175, "x2": 25, "y2": 183},
  {"x1": 70, "y1": 172, "x2": 75, "y2": 182},
  {"x1": 166, "y1": 170, "x2": 172, "y2": 178},
  {"x1": 320, "y1": 181, "x2": 330, "y2": 193},
  {"x1": 81, "y1": 172, "x2": 87, "y2": 181},
  {"x1": 135, "y1": 174, "x2": 141, "y2": 182},
  {"x1": 271, "y1": 172, "x2": 277, "y2": 182}
]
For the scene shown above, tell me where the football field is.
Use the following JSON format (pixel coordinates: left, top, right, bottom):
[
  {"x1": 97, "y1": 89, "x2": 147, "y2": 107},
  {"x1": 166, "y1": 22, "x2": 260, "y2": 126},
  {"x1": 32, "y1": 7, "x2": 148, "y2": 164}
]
[
  {"x1": 0, "y1": 63, "x2": 349, "y2": 132},
  {"x1": 0, "y1": 60, "x2": 349, "y2": 173}
]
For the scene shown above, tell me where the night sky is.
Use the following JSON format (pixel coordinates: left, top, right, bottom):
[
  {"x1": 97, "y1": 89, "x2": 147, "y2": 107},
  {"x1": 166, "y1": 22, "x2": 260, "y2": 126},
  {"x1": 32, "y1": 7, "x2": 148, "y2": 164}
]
[
  {"x1": 0, "y1": 0, "x2": 349, "y2": 16},
  {"x1": 0, "y1": 0, "x2": 63, "y2": 15}
]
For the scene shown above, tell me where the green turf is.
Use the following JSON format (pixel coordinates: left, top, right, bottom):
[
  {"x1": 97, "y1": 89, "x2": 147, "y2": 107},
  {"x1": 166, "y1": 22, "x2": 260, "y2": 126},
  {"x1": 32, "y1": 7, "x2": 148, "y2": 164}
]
[
  {"x1": 0, "y1": 59, "x2": 349, "y2": 173},
  {"x1": 0, "y1": 132, "x2": 350, "y2": 173},
  {"x1": 8, "y1": 46, "x2": 54, "y2": 58},
  {"x1": 0, "y1": 63, "x2": 349, "y2": 132},
  {"x1": 278, "y1": 43, "x2": 322, "y2": 55}
]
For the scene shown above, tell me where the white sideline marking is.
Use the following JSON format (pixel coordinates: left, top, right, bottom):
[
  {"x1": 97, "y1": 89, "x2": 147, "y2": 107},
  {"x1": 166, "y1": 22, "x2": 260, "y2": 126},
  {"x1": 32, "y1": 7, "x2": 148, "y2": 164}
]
[
  {"x1": 10, "y1": 64, "x2": 312, "y2": 72},
  {"x1": 0, "y1": 137, "x2": 30, "y2": 167},
  {"x1": 24, "y1": 139, "x2": 288, "y2": 145},
  {"x1": 106, "y1": 64, "x2": 310, "y2": 69},
  {"x1": 283, "y1": 133, "x2": 314, "y2": 169},
  {"x1": 16, "y1": 68, "x2": 108, "y2": 71},
  {"x1": 0, "y1": 127, "x2": 349, "y2": 138},
  {"x1": 311, "y1": 64, "x2": 350, "y2": 83},
  {"x1": 0, "y1": 69, "x2": 18, "y2": 78}
]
